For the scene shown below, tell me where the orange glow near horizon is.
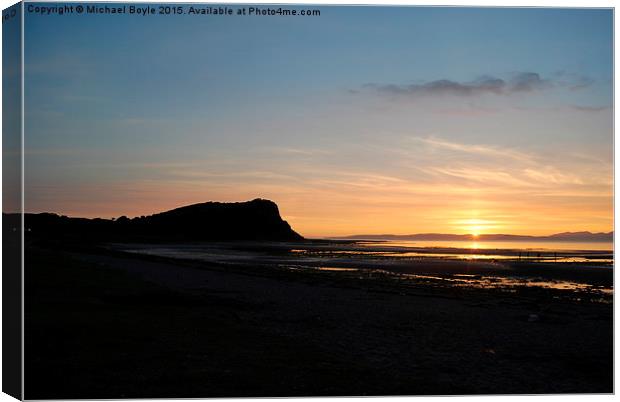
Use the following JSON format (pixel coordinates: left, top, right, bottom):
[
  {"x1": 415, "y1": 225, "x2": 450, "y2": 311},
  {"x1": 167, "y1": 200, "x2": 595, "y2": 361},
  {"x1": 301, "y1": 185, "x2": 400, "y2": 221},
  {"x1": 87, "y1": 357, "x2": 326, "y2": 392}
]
[
  {"x1": 20, "y1": 137, "x2": 613, "y2": 239},
  {"x1": 456, "y1": 218, "x2": 493, "y2": 236},
  {"x1": 22, "y1": 184, "x2": 613, "y2": 238}
]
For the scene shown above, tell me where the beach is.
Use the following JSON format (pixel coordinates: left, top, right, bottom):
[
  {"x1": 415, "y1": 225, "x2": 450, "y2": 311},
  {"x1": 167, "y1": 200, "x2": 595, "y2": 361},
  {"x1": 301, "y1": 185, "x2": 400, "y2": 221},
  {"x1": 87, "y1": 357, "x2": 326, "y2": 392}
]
[
  {"x1": 12, "y1": 5, "x2": 614, "y2": 400},
  {"x1": 25, "y1": 241, "x2": 613, "y2": 398},
  {"x1": 114, "y1": 240, "x2": 613, "y2": 301}
]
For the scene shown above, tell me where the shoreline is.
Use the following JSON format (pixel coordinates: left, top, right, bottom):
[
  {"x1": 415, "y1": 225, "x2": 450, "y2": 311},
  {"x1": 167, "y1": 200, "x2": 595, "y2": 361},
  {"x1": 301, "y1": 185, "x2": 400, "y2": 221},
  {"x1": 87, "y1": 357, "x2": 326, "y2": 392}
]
[
  {"x1": 110, "y1": 240, "x2": 613, "y2": 296},
  {"x1": 26, "y1": 243, "x2": 613, "y2": 397}
]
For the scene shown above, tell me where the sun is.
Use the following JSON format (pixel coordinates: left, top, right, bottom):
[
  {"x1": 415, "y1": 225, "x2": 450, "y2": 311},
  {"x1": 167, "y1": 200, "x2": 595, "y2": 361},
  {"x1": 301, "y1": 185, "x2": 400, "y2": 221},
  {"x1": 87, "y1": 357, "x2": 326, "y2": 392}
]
[{"x1": 455, "y1": 217, "x2": 496, "y2": 237}]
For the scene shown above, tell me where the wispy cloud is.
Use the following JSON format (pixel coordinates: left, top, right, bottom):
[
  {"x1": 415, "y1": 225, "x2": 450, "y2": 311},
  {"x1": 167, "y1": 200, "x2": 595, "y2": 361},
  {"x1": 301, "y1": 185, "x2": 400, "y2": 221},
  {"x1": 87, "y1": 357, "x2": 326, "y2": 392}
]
[
  {"x1": 405, "y1": 135, "x2": 610, "y2": 190},
  {"x1": 523, "y1": 168, "x2": 584, "y2": 185},
  {"x1": 553, "y1": 71, "x2": 596, "y2": 91},
  {"x1": 410, "y1": 136, "x2": 534, "y2": 163},
  {"x1": 260, "y1": 146, "x2": 334, "y2": 157},
  {"x1": 569, "y1": 105, "x2": 611, "y2": 112},
  {"x1": 358, "y1": 72, "x2": 588, "y2": 99},
  {"x1": 424, "y1": 167, "x2": 534, "y2": 187},
  {"x1": 167, "y1": 170, "x2": 296, "y2": 182}
]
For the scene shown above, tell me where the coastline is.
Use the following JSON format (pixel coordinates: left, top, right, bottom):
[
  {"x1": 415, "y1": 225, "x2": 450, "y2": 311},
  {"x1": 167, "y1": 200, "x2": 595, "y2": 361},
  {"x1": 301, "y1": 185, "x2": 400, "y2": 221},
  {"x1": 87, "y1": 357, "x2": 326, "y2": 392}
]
[
  {"x1": 112, "y1": 240, "x2": 613, "y2": 298},
  {"x1": 25, "y1": 243, "x2": 613, "y2": 397}
]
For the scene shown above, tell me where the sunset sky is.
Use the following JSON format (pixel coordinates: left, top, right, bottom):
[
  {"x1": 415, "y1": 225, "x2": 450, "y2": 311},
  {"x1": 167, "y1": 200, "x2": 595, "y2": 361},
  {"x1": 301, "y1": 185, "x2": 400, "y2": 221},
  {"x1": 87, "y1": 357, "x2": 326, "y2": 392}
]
[{"x1": 21, "y1": 6, "x2": 613, "y2": 237}]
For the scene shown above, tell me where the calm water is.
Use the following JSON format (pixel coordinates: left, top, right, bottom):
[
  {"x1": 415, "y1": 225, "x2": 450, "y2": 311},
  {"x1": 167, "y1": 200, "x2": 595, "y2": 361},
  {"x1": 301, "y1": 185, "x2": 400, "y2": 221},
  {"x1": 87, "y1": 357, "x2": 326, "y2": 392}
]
[
  {"x1": 115, "y1": 238, "x2": 613, "y2": 300},
  {"x1": 119, "y1": 239, "x2": 614, "y2": 265},
  {"x1": 308, "y1": 239, "x2": 614, "y2": 264},
  {"x1": 354, "y1": 239, "x2": 613, "y2": 252}
]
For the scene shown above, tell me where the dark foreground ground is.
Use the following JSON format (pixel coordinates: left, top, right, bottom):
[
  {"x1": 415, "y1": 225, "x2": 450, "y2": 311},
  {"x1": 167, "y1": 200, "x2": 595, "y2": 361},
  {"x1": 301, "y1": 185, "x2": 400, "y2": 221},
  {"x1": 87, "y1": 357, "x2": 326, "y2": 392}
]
[{"x1": 25, "y1": 244, "x2": 613, "y2": 398}]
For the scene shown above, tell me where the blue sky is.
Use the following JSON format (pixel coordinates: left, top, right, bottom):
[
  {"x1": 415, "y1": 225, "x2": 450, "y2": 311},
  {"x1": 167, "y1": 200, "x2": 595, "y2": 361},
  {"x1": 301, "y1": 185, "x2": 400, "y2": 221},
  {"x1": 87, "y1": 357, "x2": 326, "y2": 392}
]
[{"x1": 22, "y1": 5, "x2": 613, "y2": 236}]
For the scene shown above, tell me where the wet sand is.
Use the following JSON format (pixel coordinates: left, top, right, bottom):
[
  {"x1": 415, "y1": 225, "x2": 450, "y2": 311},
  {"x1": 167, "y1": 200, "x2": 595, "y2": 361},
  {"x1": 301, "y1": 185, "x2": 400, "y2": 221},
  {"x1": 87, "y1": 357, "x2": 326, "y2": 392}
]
[
  {"x1": 115, "y1": 241, "x2": 613, "y2": 297},
  {"x1": 25, "y1": 244, "x2": 613, "y2": 398}
]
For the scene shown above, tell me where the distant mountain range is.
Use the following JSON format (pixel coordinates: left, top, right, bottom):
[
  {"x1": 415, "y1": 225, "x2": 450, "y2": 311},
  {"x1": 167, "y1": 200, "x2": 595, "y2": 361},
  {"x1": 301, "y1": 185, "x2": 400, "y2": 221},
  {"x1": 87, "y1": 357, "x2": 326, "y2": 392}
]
[
  {"x1": 333, "y1": 231, "x2": 614, "y2": 242},
  {"x1": 7, "y1": 199, "x2": 304, "y2": 242}
]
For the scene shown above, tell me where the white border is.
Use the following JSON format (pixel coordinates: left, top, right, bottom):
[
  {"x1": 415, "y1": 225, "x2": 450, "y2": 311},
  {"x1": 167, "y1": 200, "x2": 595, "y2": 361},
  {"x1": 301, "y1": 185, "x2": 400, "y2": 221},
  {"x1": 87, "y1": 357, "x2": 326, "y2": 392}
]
[{"x1": 0, "y1": 1, "x2": 616, "y2": 402}]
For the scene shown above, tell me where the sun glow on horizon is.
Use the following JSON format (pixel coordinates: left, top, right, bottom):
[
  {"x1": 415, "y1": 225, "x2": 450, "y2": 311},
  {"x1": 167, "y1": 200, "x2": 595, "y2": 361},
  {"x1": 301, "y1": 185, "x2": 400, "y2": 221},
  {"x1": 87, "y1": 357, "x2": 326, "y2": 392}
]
[{"x1": 456, "y1": 218, "x2": 497, "y2": 237}]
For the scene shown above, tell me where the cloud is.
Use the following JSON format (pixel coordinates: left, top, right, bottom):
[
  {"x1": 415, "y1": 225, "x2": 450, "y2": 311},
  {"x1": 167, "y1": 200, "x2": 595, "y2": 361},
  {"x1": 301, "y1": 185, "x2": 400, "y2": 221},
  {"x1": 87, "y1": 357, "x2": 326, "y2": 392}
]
[
  {"x1": 509, "y1": 72, "x2": 551, "y2": 92},
  {"x1": 553, "y1": 71, "x2": 595, "y2": 90},
  {"x1": 411, "y1": 136, "x2": 534, "y2": 163},
  {"x1": 363, "y1": 76, "x2": 507, "y2": 97},
  {"x1": 360, "y1": 72, "x2": 567, "y2": 98},
  {"x1": 570, "y1": 105, "x2": 610, "y2": 112},
  {"x1": 261, "y1": 146, "x2": 333, "y2": 157},
  {"x1": 405, "y1": 135, "x2": 611, "y2": 191},
  {"x1": 523, "y1": 168, "x2": 584, "y2": 185}
]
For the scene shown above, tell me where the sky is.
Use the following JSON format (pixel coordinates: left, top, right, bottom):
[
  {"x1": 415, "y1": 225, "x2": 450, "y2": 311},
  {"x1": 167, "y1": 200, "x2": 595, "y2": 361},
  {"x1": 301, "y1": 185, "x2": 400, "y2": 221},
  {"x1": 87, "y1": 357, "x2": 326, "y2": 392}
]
[
  {"x1": 3, "y1": 2, "x2": 21, "y2": 214},
  {"x1": 21, "y1": 5, "x2": 613, "y2": 237}
]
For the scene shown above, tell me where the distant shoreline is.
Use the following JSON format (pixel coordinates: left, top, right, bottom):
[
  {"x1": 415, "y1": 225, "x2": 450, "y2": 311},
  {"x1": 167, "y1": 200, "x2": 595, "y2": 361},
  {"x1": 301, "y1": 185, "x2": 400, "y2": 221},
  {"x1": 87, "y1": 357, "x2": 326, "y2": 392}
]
[{"x1": 328, "y1": 231, "x2": 613, "y2": 243}]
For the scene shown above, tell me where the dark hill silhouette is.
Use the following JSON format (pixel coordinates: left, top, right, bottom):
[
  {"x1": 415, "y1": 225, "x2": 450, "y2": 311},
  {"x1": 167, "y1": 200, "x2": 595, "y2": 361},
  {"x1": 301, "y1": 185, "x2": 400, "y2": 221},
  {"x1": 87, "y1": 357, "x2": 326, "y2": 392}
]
[{"x1": 9, "y1": 199, "x2": 304, "y2": 242}]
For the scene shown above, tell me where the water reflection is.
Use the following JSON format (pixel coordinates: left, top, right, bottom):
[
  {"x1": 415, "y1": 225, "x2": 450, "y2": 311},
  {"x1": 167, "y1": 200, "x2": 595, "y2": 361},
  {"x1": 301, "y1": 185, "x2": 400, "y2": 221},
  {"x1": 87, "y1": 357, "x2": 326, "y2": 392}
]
[
  {"x1": 297, "y1": 265, "x2": 613, "y2": 300},
  {"x1": 356, "y1": 240, "x2": 613, "y2": 252},
  {"x1": 116, "y1": 239, "x2": 613, "y2": 304},
  {"x1": 291, "y1": 246, "x2": 613, "y2": 264}
]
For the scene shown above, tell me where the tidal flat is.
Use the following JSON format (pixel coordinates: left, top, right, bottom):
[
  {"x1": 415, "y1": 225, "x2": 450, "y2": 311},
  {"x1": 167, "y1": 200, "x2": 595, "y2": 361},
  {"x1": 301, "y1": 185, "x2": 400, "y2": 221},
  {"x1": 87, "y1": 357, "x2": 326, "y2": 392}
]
[{"x1": 25, "y1": 240, "x2": 613, "y2": 398}]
